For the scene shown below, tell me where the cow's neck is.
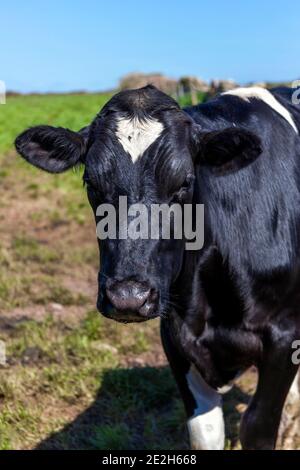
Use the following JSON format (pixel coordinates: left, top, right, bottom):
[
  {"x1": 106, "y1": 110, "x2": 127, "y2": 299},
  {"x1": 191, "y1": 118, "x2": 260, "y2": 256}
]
[{"x1": 174, "y1": 157, "x2": 300, "y2": 332}]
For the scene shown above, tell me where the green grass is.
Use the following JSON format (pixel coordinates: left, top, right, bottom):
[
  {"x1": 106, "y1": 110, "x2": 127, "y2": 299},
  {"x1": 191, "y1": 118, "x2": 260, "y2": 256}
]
[
  {"x1": 177, "y1": 91, "x2": 208, "y2": 107},
  {"x1": 0, "y1": 311, "x2": 187, "y2": 450},
  {"x1": 0, "y1": 96, "x2": 107, "y2": 311},
  {"x1": 0, "y1": 93, "x2": 112, "y2": 155}
]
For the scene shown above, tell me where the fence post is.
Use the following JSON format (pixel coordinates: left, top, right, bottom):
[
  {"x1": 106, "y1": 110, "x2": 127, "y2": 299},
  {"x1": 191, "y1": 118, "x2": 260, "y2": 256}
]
[
  {"x1": 0, "y1": 80, "x2": 6, "y2": 104},
  {"x1": 0, "y1": 340, "x2": 6, "y2": 366}
]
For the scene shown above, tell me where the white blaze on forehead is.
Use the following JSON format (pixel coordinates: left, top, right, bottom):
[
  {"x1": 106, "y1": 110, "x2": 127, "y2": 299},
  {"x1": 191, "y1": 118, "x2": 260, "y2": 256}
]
[
  {"x1": 186, "y1": 365, "x2": 225, "y2": 450},
  {"x1": 116, "y1": 116, "x2": 164, "y2": 163},
  {"x1": 223, "y1": 87, "x2": 298, "y2": 134}
]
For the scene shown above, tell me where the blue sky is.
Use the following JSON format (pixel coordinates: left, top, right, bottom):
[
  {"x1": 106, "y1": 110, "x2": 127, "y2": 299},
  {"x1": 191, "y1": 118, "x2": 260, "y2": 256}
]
[{"x1": 1, "y1": 0, "x2": 300, "y2": 92}]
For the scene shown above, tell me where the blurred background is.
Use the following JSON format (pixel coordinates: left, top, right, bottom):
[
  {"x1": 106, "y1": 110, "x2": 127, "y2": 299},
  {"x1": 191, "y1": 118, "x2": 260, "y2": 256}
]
[{"x1": 0, "y1": 0, "x2": 299, "y2": 450}]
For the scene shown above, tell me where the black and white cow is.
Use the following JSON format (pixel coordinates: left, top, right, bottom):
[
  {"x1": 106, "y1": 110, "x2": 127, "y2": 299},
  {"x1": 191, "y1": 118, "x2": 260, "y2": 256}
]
[{"x1": 15, "y1": 85, "x2": 300, "y2": 449}]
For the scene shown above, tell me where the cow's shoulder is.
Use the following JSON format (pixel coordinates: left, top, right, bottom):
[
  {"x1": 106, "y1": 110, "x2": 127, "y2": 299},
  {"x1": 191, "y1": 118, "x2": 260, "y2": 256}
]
[{"x1": 187, "y1": 87, "x2": 299, "y2": 136}]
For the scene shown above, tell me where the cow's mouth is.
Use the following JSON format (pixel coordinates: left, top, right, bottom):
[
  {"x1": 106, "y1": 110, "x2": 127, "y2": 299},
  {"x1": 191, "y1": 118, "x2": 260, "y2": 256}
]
[
  {"x1": 97, "y1": 299, "x2": 160, "y2": 323},
  {"x1": 101, "y1": 309, "x2": 159, "y2": 323},
  {"x1": 109, "y1": 312, "x2": 150, "y2": 323}
]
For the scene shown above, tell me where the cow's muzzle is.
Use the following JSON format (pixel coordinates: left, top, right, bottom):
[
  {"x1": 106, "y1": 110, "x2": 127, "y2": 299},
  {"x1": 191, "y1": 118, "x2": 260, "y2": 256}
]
[{"x1": 100, "y1": 278, "x2": 159, "y2": 322}]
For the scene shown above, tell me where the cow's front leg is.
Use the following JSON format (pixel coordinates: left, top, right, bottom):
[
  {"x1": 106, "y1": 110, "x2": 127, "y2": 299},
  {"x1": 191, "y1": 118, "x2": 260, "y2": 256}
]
[
  {"x1": 161, "y1": 319, "x2": 225, "y2": 450},
  {"x1": 240, "y1": 342, "x2": 299, "y2": 450},
  {"x1": 186, "y1": 364, "x2": 225, "y2": 450}
]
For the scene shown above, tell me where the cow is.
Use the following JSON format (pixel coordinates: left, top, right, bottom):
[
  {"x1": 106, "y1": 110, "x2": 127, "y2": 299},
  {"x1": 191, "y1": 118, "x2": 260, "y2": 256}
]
[{"x1": 15, "y1": 84, "x2": 300, "y2": 450}]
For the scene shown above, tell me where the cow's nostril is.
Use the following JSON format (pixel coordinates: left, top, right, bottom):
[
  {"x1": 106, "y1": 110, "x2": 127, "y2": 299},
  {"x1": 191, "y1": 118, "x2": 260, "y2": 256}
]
[{"x1": 138, "y1": 289, "x2": 159, "y2": 317}]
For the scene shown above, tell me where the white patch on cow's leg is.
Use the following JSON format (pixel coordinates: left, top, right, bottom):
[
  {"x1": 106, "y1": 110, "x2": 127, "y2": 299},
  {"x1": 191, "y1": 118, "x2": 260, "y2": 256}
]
[
  {"x1": 116, "y1": 117, "x2": 164, "y2": 163},
  {"x1": 186, "y1": 365, "x2": 225, "y2": 450},
  {"x1": 286, "y1": 369, "x2": 300, "y2": 405},
  {"x1": 223, "y1": 87, "x2": 298, "y2": 134}
]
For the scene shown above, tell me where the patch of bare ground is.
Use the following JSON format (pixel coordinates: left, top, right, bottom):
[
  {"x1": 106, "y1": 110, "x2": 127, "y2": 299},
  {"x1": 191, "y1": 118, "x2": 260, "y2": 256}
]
[{"x1": 0, "y1": 304, "x2": 90, "y2": 324}]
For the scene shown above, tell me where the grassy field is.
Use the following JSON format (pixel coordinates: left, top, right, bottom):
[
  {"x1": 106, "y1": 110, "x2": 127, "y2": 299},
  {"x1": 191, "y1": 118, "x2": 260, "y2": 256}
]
[{"x1": 0, "y1": 92, "x2": 299, "y2": 450}]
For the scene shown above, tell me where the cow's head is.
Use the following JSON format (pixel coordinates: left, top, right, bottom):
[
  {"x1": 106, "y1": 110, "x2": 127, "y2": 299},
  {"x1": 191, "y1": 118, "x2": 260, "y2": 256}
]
[{"x1": 15, "y1": 86, "x2": 262, "y2": 323}]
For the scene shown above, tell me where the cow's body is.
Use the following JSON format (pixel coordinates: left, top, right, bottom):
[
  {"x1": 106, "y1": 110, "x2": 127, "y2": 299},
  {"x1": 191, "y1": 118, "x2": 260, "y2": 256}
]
[
  {"x1": 162, "y1": 87, "x2": 300, "y2": 449},
  {"x1": 15, "y1": 85, "x2": 300, "y2": 450}
]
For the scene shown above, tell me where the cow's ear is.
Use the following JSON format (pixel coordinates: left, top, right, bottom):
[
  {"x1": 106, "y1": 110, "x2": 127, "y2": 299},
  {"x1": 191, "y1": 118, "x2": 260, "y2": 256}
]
[
  {"x1": 15, "y1": 125, "x2": 89, "y2": 173},
  {"x1": 195, "y1": 127, "x2": 262, "y2": 175}
]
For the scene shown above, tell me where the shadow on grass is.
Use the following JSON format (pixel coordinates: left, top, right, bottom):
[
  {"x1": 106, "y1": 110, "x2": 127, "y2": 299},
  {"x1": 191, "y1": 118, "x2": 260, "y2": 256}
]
[{"x1": 35, "y1": 366, "x2": 251, "y2": 450}]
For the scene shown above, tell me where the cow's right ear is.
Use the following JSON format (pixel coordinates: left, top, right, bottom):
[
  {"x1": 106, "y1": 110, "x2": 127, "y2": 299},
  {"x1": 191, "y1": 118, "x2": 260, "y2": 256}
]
[
  {"x1": 192, "y1": 126, "x2": 262, "y2": 175},
  {"x1": 15, "y1": 125, "x2": 89, "y2": 173}
]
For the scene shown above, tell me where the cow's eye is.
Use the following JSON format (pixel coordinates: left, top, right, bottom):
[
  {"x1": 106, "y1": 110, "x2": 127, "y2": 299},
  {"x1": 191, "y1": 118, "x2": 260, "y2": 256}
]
[
  {"x1": 181, "y1": 175, "x2": 194, "y2": 190},
  {"x1": 171, "y1": 174, "x2": 195, "y2": 202}
]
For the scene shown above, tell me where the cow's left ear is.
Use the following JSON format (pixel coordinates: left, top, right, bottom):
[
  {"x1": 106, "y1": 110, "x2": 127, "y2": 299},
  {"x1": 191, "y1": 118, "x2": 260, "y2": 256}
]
[
  {"x1": 195, "y1": 127, "x2": 263, "y2": 175},
  {"x1": 15, "y1": 125, "x2": 89, "y2": 173}
]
